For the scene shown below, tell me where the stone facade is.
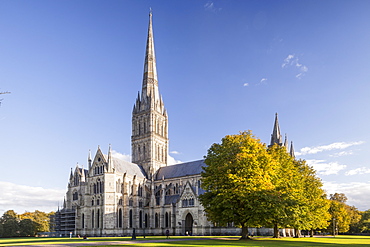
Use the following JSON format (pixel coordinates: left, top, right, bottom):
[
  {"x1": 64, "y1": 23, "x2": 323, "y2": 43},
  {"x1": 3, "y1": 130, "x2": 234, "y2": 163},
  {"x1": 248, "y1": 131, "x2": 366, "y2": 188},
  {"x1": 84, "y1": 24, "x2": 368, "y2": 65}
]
[{"x1": 59, "y1": 12, "x2": 294, "y2": 237}]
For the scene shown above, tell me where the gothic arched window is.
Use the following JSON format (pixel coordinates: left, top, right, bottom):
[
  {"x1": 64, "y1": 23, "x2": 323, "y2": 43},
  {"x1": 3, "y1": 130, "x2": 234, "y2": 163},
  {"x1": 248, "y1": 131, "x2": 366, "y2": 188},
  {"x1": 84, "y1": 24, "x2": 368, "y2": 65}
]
[
  {"x1": 145, "y1": 213, "x2": 148, "y2": 228},
  {"x1": 82, "y1": 213, "x2": 85, "y2": 229},
  {"x1": 97, "y1": 209, "x2": 100, "y2": 228},
  {"x1": 165, "y1": 212, "x2": 169, "y2": 228},
  {"x1": 139, "y1": 211, "x2": 143, "y2": 228},
  {"x1": 92, "y1": 210, "x2": 94, "y2": 228},
  {"x1": 138, "y1": 184, "x2": 143, "y2": 197},
  {"x1": 155, "y1": 213, "x2": 159, "y2": 228},
  {"x1": 129, "y1": 210, "x2": 133, "y2": 228},
  {"x1": 72, "y1": 192, "x2": 78, "y2": 201},
  {"x1": 118, "y1": 209, "x2": 123, "y2": 228}
]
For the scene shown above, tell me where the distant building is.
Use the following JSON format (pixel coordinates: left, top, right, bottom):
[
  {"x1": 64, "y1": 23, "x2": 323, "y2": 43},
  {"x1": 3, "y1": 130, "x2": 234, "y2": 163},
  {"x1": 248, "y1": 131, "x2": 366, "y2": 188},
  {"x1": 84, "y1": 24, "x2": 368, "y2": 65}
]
[{"x1": 55, "y1": 12, "x2": 294, "y2": 237}]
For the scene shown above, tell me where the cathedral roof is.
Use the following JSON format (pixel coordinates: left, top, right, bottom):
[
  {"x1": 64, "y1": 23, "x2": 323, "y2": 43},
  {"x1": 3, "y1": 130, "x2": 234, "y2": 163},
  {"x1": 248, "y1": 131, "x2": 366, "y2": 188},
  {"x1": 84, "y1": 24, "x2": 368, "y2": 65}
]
[
  {"x1": 155, "y1": 159, "x2": 205, "y2": 180},
  {"x1": 103, "y1": 154, "x2": 147, "y2": 178}
]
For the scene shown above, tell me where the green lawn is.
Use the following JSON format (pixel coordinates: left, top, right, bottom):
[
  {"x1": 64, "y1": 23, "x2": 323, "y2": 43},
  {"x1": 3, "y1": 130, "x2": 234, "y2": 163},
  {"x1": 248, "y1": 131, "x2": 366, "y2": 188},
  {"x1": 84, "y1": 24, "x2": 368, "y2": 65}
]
[{"x1": 0, "y1": 235, "x2": 370, "y2": 246}]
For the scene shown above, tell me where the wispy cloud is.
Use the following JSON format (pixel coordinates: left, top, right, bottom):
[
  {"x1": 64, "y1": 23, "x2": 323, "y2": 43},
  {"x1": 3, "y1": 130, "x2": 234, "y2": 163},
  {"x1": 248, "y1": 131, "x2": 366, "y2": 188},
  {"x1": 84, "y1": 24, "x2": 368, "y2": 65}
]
[
  {"x1": 282, "y1": 54, "x2": 308, "y2": 79},
  {"x1": 306, "y1": 159, "x2": 346, "y2": 175},
  {"x1": 330, "y1": 150, "x2": 354, "y2": 157},
  {"x1": 112, "y1": 150, "x2": 131, "y2": 162},
  {"x1": 296, "y1": 141, "x2": 364, "y2": 156},
  {"x1": 282, "y1": 54, "x2": 294, "y2": 68},
  {"x1": 243, "y1": 78, "x2": 267, "y2": 87},
  {"x1": 170, "y1": 151, "x2": 180, "y2": 155},
  {"x1": 0, "y1": 181, "x2": 65, "y2": 214},
  {"x1": 204, "y1": 1, "x2": 222, "y2": 13},
  {"x1": 345, "y1": 167, "x2": 370, "y2": 176},
  {"x1": 322, "y1": 181, "x2": 370, "y2": 210},
  {"x1": 168, "y1": 155, "x2": 182, "y2": 165}
]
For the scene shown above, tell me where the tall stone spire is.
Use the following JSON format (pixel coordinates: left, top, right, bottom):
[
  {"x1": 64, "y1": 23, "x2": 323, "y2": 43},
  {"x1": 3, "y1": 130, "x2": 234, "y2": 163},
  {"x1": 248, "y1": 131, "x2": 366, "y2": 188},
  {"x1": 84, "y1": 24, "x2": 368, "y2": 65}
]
[
  {"x1": 132, "y1": 11, "x2": 169, "y2": 179},
  {"x1": 269, "y1": 113, "x2": 283, "y2": 147},
  {"x1": 141, "y1": 10, "x2": 160, "y2": 103}
]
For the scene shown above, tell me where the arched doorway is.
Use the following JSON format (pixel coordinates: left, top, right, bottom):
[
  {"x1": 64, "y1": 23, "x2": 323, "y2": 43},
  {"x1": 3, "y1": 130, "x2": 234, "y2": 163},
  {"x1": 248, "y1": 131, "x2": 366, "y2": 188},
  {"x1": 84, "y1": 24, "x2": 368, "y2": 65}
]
[{"x1": 185, "y1": 213, "x2": 193, "y2": 235}]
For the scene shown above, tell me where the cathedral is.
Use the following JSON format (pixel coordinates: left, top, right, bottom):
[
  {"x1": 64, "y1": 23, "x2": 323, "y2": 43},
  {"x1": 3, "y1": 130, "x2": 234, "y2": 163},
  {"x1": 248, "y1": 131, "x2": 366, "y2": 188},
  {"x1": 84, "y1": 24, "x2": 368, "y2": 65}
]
[{"x1": 55, "y1": 12, "x2": 294, "y2": 237}]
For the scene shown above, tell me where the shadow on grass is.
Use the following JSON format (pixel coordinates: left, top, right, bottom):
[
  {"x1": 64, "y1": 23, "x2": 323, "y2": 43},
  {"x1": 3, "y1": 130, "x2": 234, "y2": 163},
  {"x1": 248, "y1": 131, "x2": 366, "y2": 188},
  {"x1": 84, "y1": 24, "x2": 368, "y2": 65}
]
[
  {"x1": 2, "y1": 236, "x2": 370, "y2": 247},
  {"x1": 101, "y1": 236, "x2": 370, "y2": 247}
]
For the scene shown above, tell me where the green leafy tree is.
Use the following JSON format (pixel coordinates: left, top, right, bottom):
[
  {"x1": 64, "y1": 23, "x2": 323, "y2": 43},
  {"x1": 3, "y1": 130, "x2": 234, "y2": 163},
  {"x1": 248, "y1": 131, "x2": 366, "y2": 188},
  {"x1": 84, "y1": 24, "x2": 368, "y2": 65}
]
[
  {"x1": 266, "y1": 145, "x2": 301, "y2": 238},
  {"x1": 353, "y1": 209, "x2": 370, "y2": 233},
  {"x1": 328, "y1": 193, "x2": 361, "y2": 234},
  {"x1": 265, "y1": 150, "x2": 330, "y2": 238},
  {"x1": 1, "y1": 210, "x2": 19, "y2": 237},
  {"x1": 19, "y1": 210, "x2": 52, "y2": 233},
  {"x1": 293, "y1": 159, "x2": 330, "y2": 237},
  {"x1": 329, "y1": 194, "x2": 351, "y2": 234},
  {"x1": 330, "y1": 193, "x2": 348, "y2": 203},
  {"x1": 345, "y1": 205, "x2": 361, "y2": 233},
  {"x1": 0, "y1": 222, "x2": 3, "y2": 237},
  {"x1": 363, "y1": 210, "x2": 370, "y2": 232},
  {"x1": 19, "y1": 219, "x2": 35, "y2": 236},
  {"x1": 199, "y1": 131, "x2": 277, "y2": 239}
]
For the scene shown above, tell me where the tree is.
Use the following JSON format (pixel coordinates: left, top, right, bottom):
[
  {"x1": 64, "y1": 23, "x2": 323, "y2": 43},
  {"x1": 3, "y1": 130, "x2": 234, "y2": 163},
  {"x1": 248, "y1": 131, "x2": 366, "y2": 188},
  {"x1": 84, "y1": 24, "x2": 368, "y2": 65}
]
[
  {"x1": 0, "y1": 222, "x2": 3, "y2": 237},
  {"x1": 330, "y1": 193, "x2": 348, "y2": 203},
  {"x1": 0, "y1": 210, "x2": 54, "y2": 237},
  {"x1": 329, "y1": 194, "x2": 351, "y2": 234},
  {"x1": 1, "y1": 210, "x2": 19, "y2": 237},
  {"x1": 328, "y1": 193, "x2": 361, "y2": 235},
  {"x1": 264, "y1": 148, "x2": 330, "y2": 238},
  {"x1": 329, "y1": 200, "x2": 350, "y2": 234},
  {"x1": 345, "y1": 205, "x2": 361, "y2": 233},
  {"x1": 266, "y1": 145, "x2": 302, "y2": 238},
  {"x1": 199, "y1": 131, "x2": 277, "y2": 239},
  {"x1": 293, "y1": 159, "x2": 330, "y2": 237},
  {"x1": 19, "y1": 210, "x2": 52, "y2": 233},
  {"x1": 353, "y1": 209, "x2": 370, "y2": 233},
  {"x1": 19, "y1": 219, "x2": 35, "y2": 236}
]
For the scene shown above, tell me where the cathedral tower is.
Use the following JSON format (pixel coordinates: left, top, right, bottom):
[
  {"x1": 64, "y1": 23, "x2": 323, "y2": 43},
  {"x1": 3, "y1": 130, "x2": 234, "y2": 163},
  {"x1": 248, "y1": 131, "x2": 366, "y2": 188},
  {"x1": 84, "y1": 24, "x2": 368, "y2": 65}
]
[{"x1": 132, "y1": 11, "x2": 168, "y2": 178}]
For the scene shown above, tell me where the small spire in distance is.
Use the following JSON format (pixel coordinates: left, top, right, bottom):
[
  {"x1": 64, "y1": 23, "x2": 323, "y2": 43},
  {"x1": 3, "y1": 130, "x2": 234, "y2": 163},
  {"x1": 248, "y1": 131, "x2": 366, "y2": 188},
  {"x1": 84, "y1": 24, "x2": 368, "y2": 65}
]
[
  {"x1": 284, "y1": 134, "x2": 288, "y2": 149},
  {"x1": 108, "y1": 144, "x2": 114, "y2": 172},
  {"x1": 270, "y1": 113, "x2": 283, "y2": 147},
  {"x1": 290, "y1": 141, "x2": 295, "y2": 158}
]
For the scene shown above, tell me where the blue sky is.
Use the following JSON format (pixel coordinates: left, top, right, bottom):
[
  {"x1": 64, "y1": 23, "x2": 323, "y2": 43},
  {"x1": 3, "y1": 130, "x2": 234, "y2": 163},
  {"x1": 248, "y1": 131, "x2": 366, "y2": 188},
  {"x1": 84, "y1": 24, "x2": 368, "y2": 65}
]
[{"x1": 1, "y1": 0, "x2": 370, "y2": 213}]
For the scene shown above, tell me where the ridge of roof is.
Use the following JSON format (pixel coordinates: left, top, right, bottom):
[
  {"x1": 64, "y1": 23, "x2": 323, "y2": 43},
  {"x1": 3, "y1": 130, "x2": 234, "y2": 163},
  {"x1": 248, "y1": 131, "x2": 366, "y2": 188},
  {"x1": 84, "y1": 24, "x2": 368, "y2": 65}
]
[{"x1": 155, "y1": 159, "x2": 205, "y2": 180}]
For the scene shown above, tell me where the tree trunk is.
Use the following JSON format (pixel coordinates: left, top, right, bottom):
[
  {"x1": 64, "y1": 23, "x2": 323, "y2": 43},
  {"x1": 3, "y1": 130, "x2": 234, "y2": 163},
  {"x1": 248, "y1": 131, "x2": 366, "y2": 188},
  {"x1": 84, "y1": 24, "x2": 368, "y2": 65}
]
[
  {"x1": 294, "y1": 228, "x2": 301, "y2": 238},
  {"x1": 240, "y1": 224, "x2": 251, "y2": 240},
  {"x1": 310, "y1": 229, "x2": 314, "y2": 237},
  {"x1": 273, "y1": 223, "x2": 280, "y2": 238}
]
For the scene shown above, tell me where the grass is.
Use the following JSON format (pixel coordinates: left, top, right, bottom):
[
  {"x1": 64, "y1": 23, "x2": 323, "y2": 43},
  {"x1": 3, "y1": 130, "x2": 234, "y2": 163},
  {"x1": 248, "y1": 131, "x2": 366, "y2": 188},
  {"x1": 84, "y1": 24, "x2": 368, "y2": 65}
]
[{"x1": 1, "y1": 235, "x2": 370, "y2": 246}]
